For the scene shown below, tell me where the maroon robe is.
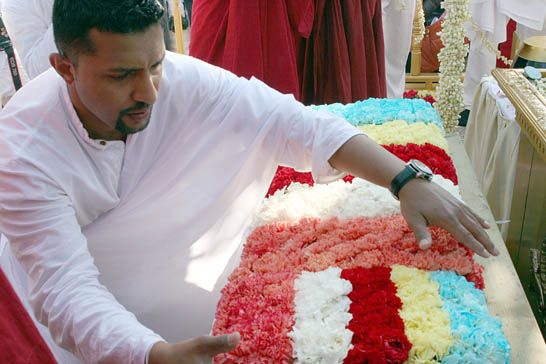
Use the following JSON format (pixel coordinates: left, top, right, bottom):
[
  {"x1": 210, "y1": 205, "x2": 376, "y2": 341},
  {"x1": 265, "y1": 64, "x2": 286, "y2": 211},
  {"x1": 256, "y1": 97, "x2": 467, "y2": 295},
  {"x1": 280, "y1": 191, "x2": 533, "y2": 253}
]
[
  {"x1": 0, "y1": 269, "x2": 58, "y2": 363},
  {"x1": 190, "y1": 0, "x2": 314, "y2": 100},
  {"x1": 299, "y1": 0, "x2": 387, "y2": 105}
]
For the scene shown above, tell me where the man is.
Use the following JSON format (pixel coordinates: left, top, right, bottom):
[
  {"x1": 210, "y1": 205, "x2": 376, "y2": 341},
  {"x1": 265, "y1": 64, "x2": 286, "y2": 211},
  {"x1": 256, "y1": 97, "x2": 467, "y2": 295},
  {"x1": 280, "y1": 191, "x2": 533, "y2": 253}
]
[{"x1": 0, "y1": 1, "x2": 498, "y2": 363}]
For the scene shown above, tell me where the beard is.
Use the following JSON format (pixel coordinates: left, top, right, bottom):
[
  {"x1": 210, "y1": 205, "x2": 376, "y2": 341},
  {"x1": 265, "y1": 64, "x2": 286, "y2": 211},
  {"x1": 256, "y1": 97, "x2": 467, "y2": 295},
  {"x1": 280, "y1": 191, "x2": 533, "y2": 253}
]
[{"x1": 115, "y1": 102, "x2": 153, "y2": 135}]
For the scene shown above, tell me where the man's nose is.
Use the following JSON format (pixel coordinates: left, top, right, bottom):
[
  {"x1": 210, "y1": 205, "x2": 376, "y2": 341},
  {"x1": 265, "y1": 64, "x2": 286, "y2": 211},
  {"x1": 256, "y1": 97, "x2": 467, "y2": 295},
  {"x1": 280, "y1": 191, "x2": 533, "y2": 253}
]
[{"x1": 132, "y1": 72, "x2": 158, "y2": 105}]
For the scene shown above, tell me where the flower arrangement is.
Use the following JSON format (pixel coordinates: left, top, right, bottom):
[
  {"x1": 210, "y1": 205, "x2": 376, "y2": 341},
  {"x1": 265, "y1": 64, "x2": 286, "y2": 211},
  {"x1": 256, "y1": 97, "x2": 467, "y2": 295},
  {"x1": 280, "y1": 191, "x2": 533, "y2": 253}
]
[
  {"x1": 266, "y1": 166, "x2": 315, "y2": 197},
  {"x1": 342, "y1": 267, "x2": 411, "y2": 364},
  {"x1": 357, "y1": 121, "x2": 449, "y2": 150},
  {"x1": 289, "y1": 267, "x2": 354, "y2": 364},
  {"x1": 255, "y1": 173, "x2": 460, "y2": 232},
  {"x1": 213, "y1": 94, "x2": 510, "y2": 363},
  {"x1": 435, "y1": 0, "x2": 471, "y2": 133},
  {"x1": 312, "y1": 98, "x2": 444, "y2": 131},
  {"x1": 431, "y1": 270, "x2": 511, "y2": 363},
  {"x1": 266, "y1": 143, "x2": 457, "y2": 197},
  {"x1": 391, "y1": 265, "x2": 453, "y2": 362},
  {"x1": 383, "y1": 143, "x2": 458, "y2": 184}
]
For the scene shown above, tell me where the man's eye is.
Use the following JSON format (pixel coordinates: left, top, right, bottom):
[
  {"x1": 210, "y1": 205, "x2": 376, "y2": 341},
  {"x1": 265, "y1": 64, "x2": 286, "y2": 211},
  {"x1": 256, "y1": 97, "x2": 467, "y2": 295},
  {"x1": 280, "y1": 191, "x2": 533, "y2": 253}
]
[{"x1": 111, "y1": 73, "x2": 129, "y2": 80}]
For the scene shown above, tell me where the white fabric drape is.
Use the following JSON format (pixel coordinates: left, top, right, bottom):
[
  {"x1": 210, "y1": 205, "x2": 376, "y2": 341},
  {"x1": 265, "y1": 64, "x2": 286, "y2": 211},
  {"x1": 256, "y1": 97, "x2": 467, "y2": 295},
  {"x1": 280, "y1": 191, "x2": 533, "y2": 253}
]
[{"x1": 464, "y1": 76, "x2": 520, "y2": 239}]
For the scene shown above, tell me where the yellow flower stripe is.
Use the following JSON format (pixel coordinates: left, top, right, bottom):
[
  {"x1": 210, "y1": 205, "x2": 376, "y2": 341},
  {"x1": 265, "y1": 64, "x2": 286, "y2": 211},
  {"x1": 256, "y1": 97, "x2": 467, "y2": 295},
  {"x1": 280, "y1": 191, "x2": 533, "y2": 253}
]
[
  {"x1": 357, "y1": 120, "x2": 449, "y2": 151},
  {"x1": 390, "y1": 265, "x2": 454, "y2": 364}
]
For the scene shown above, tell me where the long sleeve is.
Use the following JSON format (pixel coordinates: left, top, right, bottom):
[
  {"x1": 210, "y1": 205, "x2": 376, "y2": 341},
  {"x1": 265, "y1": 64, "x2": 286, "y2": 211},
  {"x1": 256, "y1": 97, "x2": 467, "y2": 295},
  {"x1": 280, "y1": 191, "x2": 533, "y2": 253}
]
[
  {"x1": 1, "y1": 0, "x2": 57, "y2": 79},
  {"x1": 178, "y1": 54, "x2": 363, "y2": 184},
  {"x1": 0, "y1": 158, "x2": 164, "y2": 364}
]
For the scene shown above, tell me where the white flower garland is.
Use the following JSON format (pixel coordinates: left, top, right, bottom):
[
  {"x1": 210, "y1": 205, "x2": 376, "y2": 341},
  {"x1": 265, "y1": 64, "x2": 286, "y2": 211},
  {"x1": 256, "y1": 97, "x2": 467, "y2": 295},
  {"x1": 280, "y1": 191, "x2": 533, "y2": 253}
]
[
  {"x1": 435, "y1": 0, "x2": 470, "y2": 133},
  {"x1": 470, "y1": 17, "x2": 512, "y2": 67}
]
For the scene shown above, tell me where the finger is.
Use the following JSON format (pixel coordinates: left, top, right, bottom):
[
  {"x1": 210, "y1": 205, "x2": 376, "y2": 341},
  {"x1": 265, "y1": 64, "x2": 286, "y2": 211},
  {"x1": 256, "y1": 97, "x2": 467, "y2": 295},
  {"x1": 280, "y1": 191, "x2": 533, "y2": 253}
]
[
  {"x1": 194, "y1": 332, "x2": 240, "y2": 356},
  {"x1": 460, "y1": 208, "x2": 499, "y2": 256},
  {"x1": 405, "y1": 212, "x2": 432, "y2": 250},
  {"x1": 462, "y1": 204, "x2": 491, "y2": 230},
  {"x1": 450, "y1": 221, "x2": 491, "y2": 258}
]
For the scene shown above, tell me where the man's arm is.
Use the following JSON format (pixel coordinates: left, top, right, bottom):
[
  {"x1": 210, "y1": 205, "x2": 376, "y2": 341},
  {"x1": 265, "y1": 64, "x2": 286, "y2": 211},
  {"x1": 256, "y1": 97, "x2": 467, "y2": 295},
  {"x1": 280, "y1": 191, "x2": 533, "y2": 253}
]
[
  {"x1": 328, "y1": 134, "x2": 499, "y2": 258},
  {"x1": 0, "y1": 159, "x2": 164, "y2": 364}
]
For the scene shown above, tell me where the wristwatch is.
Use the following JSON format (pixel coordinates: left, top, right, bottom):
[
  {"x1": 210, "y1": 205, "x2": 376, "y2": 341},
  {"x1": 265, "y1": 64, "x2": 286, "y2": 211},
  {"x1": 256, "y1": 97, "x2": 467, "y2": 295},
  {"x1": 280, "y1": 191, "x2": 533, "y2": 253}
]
[{"x1": 389, "y1": 159, "x2": 433, "y2": 199}]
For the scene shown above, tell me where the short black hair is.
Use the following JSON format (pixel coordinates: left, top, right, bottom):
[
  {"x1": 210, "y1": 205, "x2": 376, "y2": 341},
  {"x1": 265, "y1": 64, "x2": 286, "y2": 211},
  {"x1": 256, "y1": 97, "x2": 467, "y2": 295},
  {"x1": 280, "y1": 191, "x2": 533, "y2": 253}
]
[{"x1": 53, "y1": 0, "x2": 165, "y2": 58}]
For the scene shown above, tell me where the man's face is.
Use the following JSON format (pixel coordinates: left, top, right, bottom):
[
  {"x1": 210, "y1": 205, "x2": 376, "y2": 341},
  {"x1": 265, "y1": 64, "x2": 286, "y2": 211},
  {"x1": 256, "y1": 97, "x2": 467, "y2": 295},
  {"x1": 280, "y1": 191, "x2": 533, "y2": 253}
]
[{"x1": 67, "y1": 24, "x2": 165, "y2": 138}]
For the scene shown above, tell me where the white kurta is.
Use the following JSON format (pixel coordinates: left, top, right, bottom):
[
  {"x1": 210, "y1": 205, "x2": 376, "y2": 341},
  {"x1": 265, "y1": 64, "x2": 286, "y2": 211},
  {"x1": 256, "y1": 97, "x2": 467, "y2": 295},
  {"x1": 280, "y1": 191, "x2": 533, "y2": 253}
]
[
  {"x1": 1, "y1": 0, "x2": 55, "y2": 79},
  {"x1": 0, "y1": 52, "x2": 361, "y2": 364}
]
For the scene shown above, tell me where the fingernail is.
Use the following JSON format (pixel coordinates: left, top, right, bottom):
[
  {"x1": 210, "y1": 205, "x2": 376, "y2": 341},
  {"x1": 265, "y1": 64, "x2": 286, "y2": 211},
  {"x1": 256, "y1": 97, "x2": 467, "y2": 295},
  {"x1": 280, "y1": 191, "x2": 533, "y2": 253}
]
[
  {"x1": 481, "y1": 249, "x2": 490, "y2": 258},
  {"x1": 493, "y1": 247, "x2": 500, "y2": 256},
  {"x1": 484, "y1": 220, "x2": 491, "y2": 228},
  {"x1": 228, "y1": 332, "x2": 240, "y2": 346}
]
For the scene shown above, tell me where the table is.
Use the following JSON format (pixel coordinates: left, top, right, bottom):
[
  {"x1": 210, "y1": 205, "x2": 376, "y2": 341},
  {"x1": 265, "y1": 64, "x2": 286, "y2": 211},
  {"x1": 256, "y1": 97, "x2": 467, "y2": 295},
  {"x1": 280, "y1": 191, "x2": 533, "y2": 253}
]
[{"x1": 449, "y1": 134, "x2": 546, "y2": 363}]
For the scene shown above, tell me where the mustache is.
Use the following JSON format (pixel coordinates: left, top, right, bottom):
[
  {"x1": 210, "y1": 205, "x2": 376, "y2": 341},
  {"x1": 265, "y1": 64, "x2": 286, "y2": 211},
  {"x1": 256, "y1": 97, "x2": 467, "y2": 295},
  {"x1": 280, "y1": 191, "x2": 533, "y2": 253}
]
[{"x1": 120, "y1": 102, "x2": 151, "y2": 115}]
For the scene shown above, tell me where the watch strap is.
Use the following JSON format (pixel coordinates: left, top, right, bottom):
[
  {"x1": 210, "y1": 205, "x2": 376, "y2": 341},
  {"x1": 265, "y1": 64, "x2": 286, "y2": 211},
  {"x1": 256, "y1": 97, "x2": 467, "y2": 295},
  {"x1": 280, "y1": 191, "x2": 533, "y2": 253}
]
[{"x1": 390, "y1": 165, "x2": 417, "y2": 199}]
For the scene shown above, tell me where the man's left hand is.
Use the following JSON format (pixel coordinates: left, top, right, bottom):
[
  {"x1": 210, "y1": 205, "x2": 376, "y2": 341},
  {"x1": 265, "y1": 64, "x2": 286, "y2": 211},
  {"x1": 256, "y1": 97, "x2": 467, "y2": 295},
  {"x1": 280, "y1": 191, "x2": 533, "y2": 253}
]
[{"x1": 399, "y1": 178, "x2": 499, "y2": 258}]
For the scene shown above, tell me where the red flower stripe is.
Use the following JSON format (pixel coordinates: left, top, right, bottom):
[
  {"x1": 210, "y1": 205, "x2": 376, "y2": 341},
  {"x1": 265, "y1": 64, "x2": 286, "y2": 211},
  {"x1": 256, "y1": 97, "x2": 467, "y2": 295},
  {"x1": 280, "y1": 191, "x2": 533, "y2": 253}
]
[
  {"x1": 213, "y1": 271, "x2": 297, "y2": 363},
  {"x1": 383, "y1": 143, "x2": 458, "y2": 185},
  {"x1": 341, "y1": 267, "x2": 411, "y2": 364},
  {"x1": 266, "y1": 144, "x2": 457, "y2": 197}
]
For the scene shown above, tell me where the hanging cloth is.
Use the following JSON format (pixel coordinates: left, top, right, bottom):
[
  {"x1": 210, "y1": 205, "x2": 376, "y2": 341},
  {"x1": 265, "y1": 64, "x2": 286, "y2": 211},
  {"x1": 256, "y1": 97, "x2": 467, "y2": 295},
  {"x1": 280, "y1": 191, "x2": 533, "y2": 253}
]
[
  {"x1": 0, "y1": 268, "x2": 58, "y2": 364},
  {"x1": 190, "y1": 0, "x2": 314, "y2": 100},
  {"x1": 299, "y1": 0, "x2": 386, "y2": 105}
]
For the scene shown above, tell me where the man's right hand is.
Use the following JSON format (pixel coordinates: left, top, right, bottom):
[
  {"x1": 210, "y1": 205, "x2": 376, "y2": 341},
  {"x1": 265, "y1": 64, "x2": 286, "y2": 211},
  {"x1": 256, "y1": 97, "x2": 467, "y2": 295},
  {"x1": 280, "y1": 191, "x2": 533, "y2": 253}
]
[{"x1": 148, "y1": 332, "x2": 240, "y2": 364}]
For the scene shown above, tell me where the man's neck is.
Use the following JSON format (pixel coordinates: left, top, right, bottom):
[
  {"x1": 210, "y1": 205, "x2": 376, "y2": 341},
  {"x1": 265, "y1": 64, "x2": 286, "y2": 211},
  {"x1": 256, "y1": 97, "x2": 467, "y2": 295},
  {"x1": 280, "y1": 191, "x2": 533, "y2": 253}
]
[{"x1": 68, "y1": 86, "x2": 125, "y2": 141}]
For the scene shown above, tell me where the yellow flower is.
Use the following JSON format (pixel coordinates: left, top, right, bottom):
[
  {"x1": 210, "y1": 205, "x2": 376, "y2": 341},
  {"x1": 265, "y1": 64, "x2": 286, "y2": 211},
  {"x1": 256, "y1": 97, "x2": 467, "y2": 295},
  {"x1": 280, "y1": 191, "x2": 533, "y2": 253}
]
[
  {"x1": 391, "y1": 265, "x2": 454, "y2": 363},
  {"x1": 357, "y1": 120, "x2": 449, "y2": 151}
]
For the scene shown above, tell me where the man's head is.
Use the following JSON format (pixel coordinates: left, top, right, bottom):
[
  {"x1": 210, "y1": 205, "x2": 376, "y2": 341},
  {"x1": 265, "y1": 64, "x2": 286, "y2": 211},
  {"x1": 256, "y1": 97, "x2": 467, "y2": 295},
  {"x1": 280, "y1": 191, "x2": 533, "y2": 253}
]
[{"x1": 50, "y1": 0, "x2": 166, "y2": 140}]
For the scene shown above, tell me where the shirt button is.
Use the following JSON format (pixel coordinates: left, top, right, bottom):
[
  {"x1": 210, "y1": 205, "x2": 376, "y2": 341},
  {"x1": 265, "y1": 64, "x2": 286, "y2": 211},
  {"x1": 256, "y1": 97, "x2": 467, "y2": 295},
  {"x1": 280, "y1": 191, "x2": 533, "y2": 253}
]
[{"x1": 100, "y1": 141, "x2": 106, "y2": 146}]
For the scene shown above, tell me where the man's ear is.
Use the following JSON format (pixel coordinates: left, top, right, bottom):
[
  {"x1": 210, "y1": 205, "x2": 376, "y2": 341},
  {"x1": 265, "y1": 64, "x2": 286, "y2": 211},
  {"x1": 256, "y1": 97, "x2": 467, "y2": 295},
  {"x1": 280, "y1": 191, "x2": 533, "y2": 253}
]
[{"x1": 49, "y1": 53, "x2": 76, "y2": 84}]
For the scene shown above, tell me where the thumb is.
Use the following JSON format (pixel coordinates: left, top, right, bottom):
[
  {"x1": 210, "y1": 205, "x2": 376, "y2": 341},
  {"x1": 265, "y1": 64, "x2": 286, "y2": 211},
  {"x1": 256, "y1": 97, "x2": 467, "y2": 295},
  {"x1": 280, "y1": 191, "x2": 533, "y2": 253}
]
[
  {"x1": 194, "y1": 332, "x2": 240, "y2": 356},
  {"x1": 406, "y1": 213, "x2": 432, "y2": 250}
]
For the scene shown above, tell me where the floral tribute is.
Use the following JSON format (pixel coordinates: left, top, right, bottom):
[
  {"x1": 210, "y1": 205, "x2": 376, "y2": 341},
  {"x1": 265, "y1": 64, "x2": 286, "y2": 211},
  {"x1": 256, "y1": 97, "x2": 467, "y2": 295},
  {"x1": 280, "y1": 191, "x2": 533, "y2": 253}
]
[
  {"x1": 341, "y1": 267, "x2": 411, "y2": 364},
  {"x1": 357, "y1": 121, "x2": 449, "y2": 150},
  {"x1": 213, "y1": 98, "x2": 510, "y2": 363},
  {"x1": 213, "y1": 215, "x2": 493, "y2": 363},
  {"x1": 267, "y1": 143, "x2": 457, "y2": 197},
  {"x1": 312, "y1": 98, "x2": 444, "y2": 131}
]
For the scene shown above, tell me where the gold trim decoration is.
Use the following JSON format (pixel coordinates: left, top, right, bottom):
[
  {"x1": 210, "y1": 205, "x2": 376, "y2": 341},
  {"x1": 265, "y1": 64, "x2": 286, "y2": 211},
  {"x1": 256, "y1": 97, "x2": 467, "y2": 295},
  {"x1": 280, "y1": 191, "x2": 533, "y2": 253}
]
[
  {"x1": 492, "y1": 68, "x2": 546, "y2": 162},
  {"x1": 413, "y1": 0, "x2": 425, "y2": 49}
]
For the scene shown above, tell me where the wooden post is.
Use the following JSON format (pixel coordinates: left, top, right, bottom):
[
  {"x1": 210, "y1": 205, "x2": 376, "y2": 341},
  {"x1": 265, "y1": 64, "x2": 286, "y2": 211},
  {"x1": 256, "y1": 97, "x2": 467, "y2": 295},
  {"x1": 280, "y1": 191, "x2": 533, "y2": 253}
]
[{"x1": 173, "y1": 0, "x2": 186, "y2": 54}]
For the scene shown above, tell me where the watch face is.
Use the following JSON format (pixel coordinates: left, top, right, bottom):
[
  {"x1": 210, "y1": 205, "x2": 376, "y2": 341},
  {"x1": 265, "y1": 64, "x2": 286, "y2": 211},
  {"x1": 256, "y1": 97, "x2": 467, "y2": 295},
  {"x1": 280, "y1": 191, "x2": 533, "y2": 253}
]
[{"x1": 410, "y1": 159, "x2": 433, "y2": 175}]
